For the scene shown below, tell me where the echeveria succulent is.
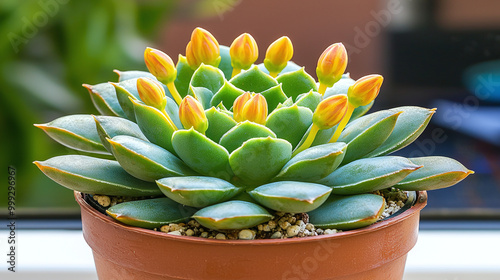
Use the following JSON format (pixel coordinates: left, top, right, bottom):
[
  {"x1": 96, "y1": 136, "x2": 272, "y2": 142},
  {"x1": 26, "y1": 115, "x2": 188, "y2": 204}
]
[{"x1": 34, "y1": 27, "x2": 473, "y2": 231}]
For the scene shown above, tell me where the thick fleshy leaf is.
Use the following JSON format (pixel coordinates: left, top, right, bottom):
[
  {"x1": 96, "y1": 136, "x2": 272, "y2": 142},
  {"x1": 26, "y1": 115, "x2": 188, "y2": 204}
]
[
  {"x1": 230, "y1": 66, "x2": 278, "y2": 93},
  {"x1": 266, "y1": 105, "x2": 313, "y2": 149},
  {"x1": 338, "y1": 110, "x2": 401, "y2": 164},
  {"x1": 295, "y1": 90, "x2": 322, "y2": 112},
  {"x1": 113, "y1": 82, "x2": 139, "y2": 121},
  {"x1": 84, "y1": 83, "x2": 126, "y2": 117},
  {"x1": 218, "y1": 45, "x2": 234, "y2": 80},
  {"x1": 309, "y1": 194, "x2": 385, "y2": 230},
  {"x1": 323, "y1": 76, "x2": 355, "y2": 98},
  {"x1": 395, "y1": 156, "x2": 474, "y2": 191},
  {"x1": 131, "y1": 99, "x2": 177, "y2": 155},
  {"x1": 210, "y1": 80, "x2": 245, "y2": 109},
  {"x1": 230, "y1": 137, "x2": 292, "y2": 186},
  {"x1": 249, "y1": 181, "x2": 331, "y2": 213},
  {"x1": 220, "y1": 121, "x2": 276, "y2": 153},
  {"x1": 35, "y1": 115, "x2": 108, "y2": 154},
  {"x1": 276, "y1": 68, "x2": 318, "y2": 101},
  {"x1": 205, "y1": 107, "x2": 237, "y2": 143},
  {"x1": 366, "y1": 106, "x2": 435, "y2": 157},
  {"x1": 34, "y1": 155, "x2": 161, "y2": 196},
  {"x1": 108, "y1": 136, "x2": 195, "y2": 182},
  {"x1": 188, "y1": 86, "x2": 213, "y2": 110},
  {"x1": 94, "y1": 115, "x2": 148, "y2": 153},
  {"x1": 351, "y1": 101, "x2": 374, "y2": 121},
  {"x1": 172, "y1": 128, "x2": 233, "y2": 181},
  {"x1": 318, "y1": 156, "x2": 422, "y2": 195},
  {"x1": 174, "y1": 55, "x2": 195, "y2": 97},
  {"x1": 115, "y1": 70, "x2": 156, "y2": 82},
  {"x1": 193, "y1": 200, "x2": 272, "y2": 230},
  {"x1": 190, "y1": 64, "x2": 225, "y2": 95},
  {"x1": 260, "y1": 84, "x2": 287, "y2": 112},
  {"x1": 156, "y1": 176, "x2": 240, "y2": 208},
  {"x1": 275, "y1": 143, "x2": 347, "y2": 182},
  {"x1": 107, "y1": 197, "x2": 197, "y2": 229}
]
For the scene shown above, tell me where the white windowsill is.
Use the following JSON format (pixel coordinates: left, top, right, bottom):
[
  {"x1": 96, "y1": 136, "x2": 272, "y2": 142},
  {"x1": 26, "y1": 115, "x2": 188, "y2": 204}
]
[{"x1": 1, "y1": 230, "x2": 499, "y2": 280}]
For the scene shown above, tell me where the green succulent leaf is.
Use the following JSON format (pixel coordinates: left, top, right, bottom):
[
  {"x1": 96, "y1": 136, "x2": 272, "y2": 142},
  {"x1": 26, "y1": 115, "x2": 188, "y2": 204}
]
[
  {"x1": 351, "y1": 101, "x2": 374, "y2": 121},
  {"x1": 218, "y1": 45, "x2": 233, "y2": 80},
  {"x1": 108, "y1": 136, "x2": 196, "y2": 182},
  {"x1": 294, "y1": 90, "x2": 322, "y2": 112},
  {"x1": 219, "y1": 121, "x2": 276, "y2": 153},
  {"x1": 156, "y1": 176, "x2": 240, "y2": 208},
  {"x1": 257, "y1": 61, "x2": 302, "y2": 75},
  {"x1": 309, "y1": 194, "x2": 386, "y2": 230},
  {"x1": 275, "y1": 143, "x2": 347, "y2": 182},
  {"x1": 107, "y1": 197, "x2": 197, "y2": 229},
  {"x1": 249, "y1": 181, "x2": 331, "y2": 213},
  {"x1": 366, "y1": 106, "x2": 435, "y2": 157},
  {"x1": 210, "y1": 80, "x2": 246, "y2": 109},
  {"x1": 323, "y1": 76, "x2": 354, "y2": 98},
  {"x1": 190, "y1": 64, "x2": 226, "y2": 95},
  {"x1": 230, "y1": 65, "x2": 278, "y2": 93},
  {"x1": 172, "y1": 128, "x2": 233, "y2": 181},
  {"x1": 93, "y1": 115, "x2": 148, "y2": 153},
  {"x1": 34, "y1": 155, "x2": 161, "y2": 197},
  {"x1": 205, "y1": 107, "x2": 237, "y2": 143},
  {"x1": 318, "y1": 156, "x2": 422, "y2": 195},
  {"x1": 115, "y1": 70, "x2": 156, "y2": 82},
  {"x1": 260, "y1": 84, "x2": 287, "y2": 113},
  {"x1": 35, "y1": 115, "x2": 108, "y2": 154},
  {"x1": 174, "y1": 55, "x2": 195, "y2": 98},
  {"x1": 338, "y1": 110, "x2": 401, "y2": 164},
  {"x1": 266, "y1": 105, "x2": 313, "y2": 149},
  {"x1": 193, "y1": 200, "x2": 272, "y2": 230},
  {"x1": 395, "y1": 156, "x2": 474, "y2": 191},
  {"x1": 85, "y1": 83, "x2": 126, "y2": 117},
  {"x1": 131, "y1": 99, "x2": 177, "y2": 155},
  {"x1": 229, "y1": 137, "x2": 292, "y2": 186},
  {"x1": 188, "y1": 86, "x2": 214, "y2": 110},
  {"x1": 113, "y1": 82, "x2": 139, "y2": 121},
  {"x1": 276, "y1": 67, "x2": 318, "y2": 101}
]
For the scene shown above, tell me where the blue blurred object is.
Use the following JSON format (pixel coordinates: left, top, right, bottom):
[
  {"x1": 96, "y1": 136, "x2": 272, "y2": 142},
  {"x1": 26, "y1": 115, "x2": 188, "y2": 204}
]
[{"x1": 463, "y1": 60, "x2": 500, "y2": 103}]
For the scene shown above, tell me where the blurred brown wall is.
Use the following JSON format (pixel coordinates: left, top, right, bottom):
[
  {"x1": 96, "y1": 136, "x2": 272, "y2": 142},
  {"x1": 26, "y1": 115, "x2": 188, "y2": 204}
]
[{"x1": 159, "y1": 0, "x2": 387, "y2": 80}]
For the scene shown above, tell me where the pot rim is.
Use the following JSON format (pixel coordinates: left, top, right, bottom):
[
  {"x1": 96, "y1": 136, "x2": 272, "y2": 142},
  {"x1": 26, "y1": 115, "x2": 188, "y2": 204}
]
[{"x1": 75, "y1": 190, "x2": 427, "y2": 246}]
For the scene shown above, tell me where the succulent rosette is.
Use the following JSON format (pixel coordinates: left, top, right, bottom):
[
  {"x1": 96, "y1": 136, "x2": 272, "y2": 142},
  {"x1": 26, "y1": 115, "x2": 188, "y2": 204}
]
[{"x1": 34, "y1": 28, "x2": 473, "y2": 231}]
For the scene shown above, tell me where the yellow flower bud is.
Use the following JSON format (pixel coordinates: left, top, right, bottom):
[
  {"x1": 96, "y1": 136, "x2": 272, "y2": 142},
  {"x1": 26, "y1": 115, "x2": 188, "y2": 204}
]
[
  {"x1": 316, "y1": 43, "x2": 348, "y2": 88},
  {"x1": 179, "y1": 95, "x2": 208, "y2": 134},
  {"x1": 230, "y1": 33, "x2": 259, "y2": 70},
  {"x1": 264, "y1": 36, "x2": 293, "y2": 77},
  {"x1": 347, "y1": 74, "x2": 384, "y2": 107},
  {"x1": 233, "y1": 92, "x2": 252, "y2": 123},
  {"x1": 144, "y1": 47, "x2": 177, "y2": 84},
  {"x1": 136, "y1": 78, "x2": 167, "y2": 111},
  {"x1": 186, "y1": 27, "x2": 221, "y2": 70},
  {"x1": 313, "y1": 95, "x2": 348, "y2": 129},
  {"x1": 241, "y1": 93, "x2": 268, "y2": 125}
]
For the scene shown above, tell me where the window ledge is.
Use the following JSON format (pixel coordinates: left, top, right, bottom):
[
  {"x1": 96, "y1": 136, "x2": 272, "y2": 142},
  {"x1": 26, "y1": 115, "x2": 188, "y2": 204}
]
[{"x1": 1, "y1": 230, "x2": 499, "y2": 279}]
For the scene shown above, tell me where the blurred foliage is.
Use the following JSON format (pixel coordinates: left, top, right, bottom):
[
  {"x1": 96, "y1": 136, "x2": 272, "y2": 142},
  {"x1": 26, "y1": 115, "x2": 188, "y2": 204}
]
[{"x1": 0, "y1": 0, "x2": 237, "y2": 214}]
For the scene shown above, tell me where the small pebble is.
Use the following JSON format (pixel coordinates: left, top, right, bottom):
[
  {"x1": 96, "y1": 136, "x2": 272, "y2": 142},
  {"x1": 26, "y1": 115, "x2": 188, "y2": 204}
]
[
  {"x1": 185, "y1": 229, "x2": 194, "y2": 236},
  {"x1": 279, "y1": 221, "x2": 291, "y2": 230},
  {"x1": 94, "y1": 195, "x2": 111, "y2": 207},
  {"x1": 215, "y1": 233, "x2": 227, "y2": 240},
  {"x1": 287, "y1": 225, "x2": 300, "y2": 237},
  {"x1": 238, "y1": 229, "x2": 256, "y2": 240},
  {"x1": 169, "y1": 223, "x2": 183, "y2": 231},
  {"x1": 200, "y1": 232, "x2": 209, "y2": 238},
  {"x1": 160, "y1": 225, "x2": 170, "y2": 233},
  {"x1": 270, "y1": 231, "x2": 282, "y2": 239},
  {"x1": 168, "y1": 231, "x2": 182, "y2": 236},
  {"x1": 324, "y1": 229, "x2": 337, "y2": 235},
  {"x1": 305, "y1": 223, "x2": 315, "y2": 231}
]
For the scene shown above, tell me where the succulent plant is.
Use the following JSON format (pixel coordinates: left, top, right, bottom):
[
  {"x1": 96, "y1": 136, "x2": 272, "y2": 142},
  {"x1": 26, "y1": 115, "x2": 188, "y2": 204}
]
[{"x1": 34, "y1": 27, "x2": 473, "y2": 232}]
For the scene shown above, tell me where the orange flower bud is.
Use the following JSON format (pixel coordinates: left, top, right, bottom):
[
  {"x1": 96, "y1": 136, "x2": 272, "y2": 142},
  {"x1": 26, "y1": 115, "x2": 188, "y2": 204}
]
[
  {"x1": 347, "y1": 74, "x2": 384, "y2": 107},
  {"x1": 136, "y1": 78, "x2": 167, "y2": 110},
  {"x1": 230, "y1": 33, "x2": 259, "y2": 70},
  {"x1": 316, "y1": 43, "x2": 348, "y2": 88},
  {"x1": 241, "y1": 93, "x2": 268, "y2": 125},
  {"x1": 313, "y1": 95, "x2": 348, "y2": 129},
  {"x1": 186, "y1": 27, "x2": 221, "y2": 70},
  {"x1": 233, "y1": 92, "x2": 252, "y2": 123},
  {"x1": 264, "y1": 36, "x2": 293, "y2": 77},
  {"x1": 144, "y1": 47, "x2": 177, "y2": 84},
  {"x1": 179, "y1": 95, "x2": 208, "y2": 133}
]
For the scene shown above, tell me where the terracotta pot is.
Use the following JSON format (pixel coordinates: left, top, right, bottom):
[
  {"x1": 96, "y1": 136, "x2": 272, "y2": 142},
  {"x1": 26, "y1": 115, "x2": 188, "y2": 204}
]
[{"x1": 76, "y1": 191, "x2": 427, "y2": 280}]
